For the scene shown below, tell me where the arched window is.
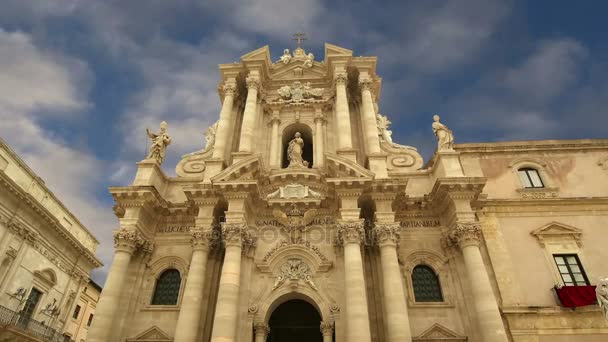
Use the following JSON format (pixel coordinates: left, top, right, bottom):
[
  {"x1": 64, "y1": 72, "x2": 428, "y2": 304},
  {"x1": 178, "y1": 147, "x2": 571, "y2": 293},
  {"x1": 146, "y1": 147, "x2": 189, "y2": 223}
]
[
  {"x1": 151, "y1": 269, "x2": 181, "y2": 305},
  {"x1": 412, "y1": 265, "x2": 443, "y2": 302},
  {"x1": 517, "y1": 167, "x2": 544, "y2": 188}
]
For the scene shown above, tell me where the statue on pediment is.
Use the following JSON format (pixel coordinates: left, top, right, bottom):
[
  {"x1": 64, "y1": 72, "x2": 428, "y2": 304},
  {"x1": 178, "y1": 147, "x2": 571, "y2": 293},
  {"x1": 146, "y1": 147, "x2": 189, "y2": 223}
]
[
  {"x1": 432, "y1": 115, "x2": 454, "y2": 151},
  {"x1": 303, "y1": 53, "x2": 314, "y2": 68},
  {"x1": 145, "y1": 121, "x2": 171, "y2": 164},
  {"x1": 278, "y1": 49, "x2": 292, "y2": 64},
  {"x1": 287, "y1": 132, "x2": 309, "y2": 167}
]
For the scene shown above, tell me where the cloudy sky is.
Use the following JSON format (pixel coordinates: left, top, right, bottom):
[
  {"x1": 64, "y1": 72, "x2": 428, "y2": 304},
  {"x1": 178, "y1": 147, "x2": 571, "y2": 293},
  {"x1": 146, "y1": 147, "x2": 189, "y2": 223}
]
[{"x1": 1, "y1": 0, "x2": 606, "y2": 284}]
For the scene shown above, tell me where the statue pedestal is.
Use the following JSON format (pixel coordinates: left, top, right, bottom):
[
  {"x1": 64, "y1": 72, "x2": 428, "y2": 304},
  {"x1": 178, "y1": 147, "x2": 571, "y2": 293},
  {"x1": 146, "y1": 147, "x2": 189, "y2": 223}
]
[
  {"x1": 368, "y1": 153, "x2": 388, "y2": 178},
  {"x1": 133, "y1": 159, "x2": 168, "y2": 191},
  {"x1": 336, "y1": 148, "x2": 358, "y2": 163},
  {"x1": 432, "y1": 151, "x2": 464, "y2": 178}
]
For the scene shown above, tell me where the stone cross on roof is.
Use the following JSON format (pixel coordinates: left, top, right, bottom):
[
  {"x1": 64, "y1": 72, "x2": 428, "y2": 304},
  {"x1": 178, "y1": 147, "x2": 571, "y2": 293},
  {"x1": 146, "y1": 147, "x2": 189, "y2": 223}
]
[{"x1": 292, "y1": 32, "x2": 308, "y2": 48}]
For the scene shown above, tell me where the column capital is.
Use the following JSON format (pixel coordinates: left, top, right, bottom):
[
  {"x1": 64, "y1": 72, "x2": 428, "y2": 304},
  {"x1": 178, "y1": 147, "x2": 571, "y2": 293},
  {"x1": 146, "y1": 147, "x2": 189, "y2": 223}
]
[
  {"x1": 221, "y1": 222, "x2": 255, "y2": 248},
  {"x1": 222, "y1": 82, "x2": 238, "y2": 97},
  {"x1": 246, "y1": 76, "x2": 261, "y2": 90},
  {"x1": 320, "y1": 321, "x2": 334, "y2": 336},
  {"x1": 333, "y1": 72, "x2": 347, "y2": 86},
  {"x1": 191, "y1": 230, "x2": 215, "y2": 251},
  {"x1": 113, "y1": 229, "x2": 148, "y2": 254},
  {"x1": 254, "y1": 322, "x2": 270, "y2": 337},
  {"x1": 373, "y1": 223, "x2": 401, "y2": 247},
  {"x1": 337, "y1": 220, "x2": 365, "y2": 245},
  {"x1": 448, "y1": 221, "x2": 482, "y2": 248},
  {"x1": 358, "y1": 77, "x2": 373, "y2": 91}
]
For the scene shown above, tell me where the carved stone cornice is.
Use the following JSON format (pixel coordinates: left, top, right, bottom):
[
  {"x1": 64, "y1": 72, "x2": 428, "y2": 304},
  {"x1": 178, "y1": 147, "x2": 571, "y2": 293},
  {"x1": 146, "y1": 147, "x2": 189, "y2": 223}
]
[
  {"x1": 336, "y1": 220, "x2": 365, "y2": 245},
  {"x1": 320, "y1": 321, "x2": 334, "y2": 335},
  {"x1": 254, "y1": 322, "x2": 270, "y2": 336},
  {"x1": 373, "y1": 223, "x2": 401, "y2": 247},
  {"x1": 447, "y1": 221, "x2": 482, "y2": 248},
  {"x1": 246, "y1": 76, "x2": 261, "y2": 91},
  {"x1": 113, "y1": 229, "x2": 149, "y2": 254},
  {"x1": 333, "y1": 73, "x2": 347, "y2": 86}
]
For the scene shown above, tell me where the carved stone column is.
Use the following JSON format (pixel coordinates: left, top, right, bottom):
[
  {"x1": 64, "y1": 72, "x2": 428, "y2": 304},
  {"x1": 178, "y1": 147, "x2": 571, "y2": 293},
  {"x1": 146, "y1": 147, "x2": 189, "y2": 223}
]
[
  {"x1": 253, "y1": 322, "x2": 270, "y2": 342},
  {"x1": 334, "y1": 72, "x2": 353, "y2": 152},
  {"x1": 211, "y1": 223, "x2": 252, "y2": 342},
  {"x1": 337, "y1": 221, "x2": 372, "y2": 342},
  {"x1": 446, "y1": 222, "x2": 509, "y2": 342},
  {"x1": 359, "y1": 77, "x2": 381, "y2": 154},
  {"x1": 268, "y1": 111, "x2": 281, "y2": 168},
  {"x1": 88, "y1": 230, "x2": 147, "y2": 342},
  {"x1": 374, "y1": 223, "x2": 412, "y2": 342},
  {"x1": 213, "y1": 80, "x2": 237, "y2": 160},
  {"x1": 314, "y1": 110, "x2": 325, "y2": 167},
  {"x1": 239, "y1": 75, "x2": 261, "y2": 153},
  {"x1": 174, "y1": 230, "x2": 214, "y2": 342},
  {"x1": 320, "y1": 321, "x2": 334, "y2": 342}
]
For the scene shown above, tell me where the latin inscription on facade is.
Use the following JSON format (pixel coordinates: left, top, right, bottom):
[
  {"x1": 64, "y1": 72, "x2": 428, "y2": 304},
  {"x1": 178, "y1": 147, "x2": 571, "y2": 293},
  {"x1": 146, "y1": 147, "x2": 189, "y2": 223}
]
[{"x1": 400, "y1": 220, "x2": 441, "y2": 228}]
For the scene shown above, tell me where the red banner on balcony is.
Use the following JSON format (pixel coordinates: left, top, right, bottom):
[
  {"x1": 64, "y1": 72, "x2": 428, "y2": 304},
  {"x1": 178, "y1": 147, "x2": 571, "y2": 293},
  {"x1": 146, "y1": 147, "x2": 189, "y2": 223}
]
[{"x1": 555, "y1": 285, "x2": 597, "y2": 307}]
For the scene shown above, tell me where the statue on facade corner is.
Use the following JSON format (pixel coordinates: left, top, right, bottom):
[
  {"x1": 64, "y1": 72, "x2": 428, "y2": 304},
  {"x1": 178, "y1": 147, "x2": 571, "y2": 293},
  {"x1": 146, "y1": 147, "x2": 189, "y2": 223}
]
[
  {"x1": 432, "y1": 114, "x2": 454, "y2": 151},
  {"x1": 146, "y1": 121, "x2": 171, "y2": 164},
  {"x1": 303, "y1": 53, "x2": 314, "y2": 68},
  {"x1": 203, "y1": 121, "x2": 218, "y2": 152},
  {"x1": 278, "y1": 49, "x2": 292, "y2": 64},
  {"x1": 597, "y1": 277, "x2": 608, "y2": 321},
  {"x1": 287, "y1": 132, "x2": 308, "y2": 167}
]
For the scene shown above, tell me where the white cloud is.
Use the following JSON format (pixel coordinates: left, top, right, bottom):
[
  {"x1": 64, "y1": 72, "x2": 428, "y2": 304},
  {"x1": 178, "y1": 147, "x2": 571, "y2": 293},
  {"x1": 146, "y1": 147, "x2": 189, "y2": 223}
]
[{"x1": 0, "y1": 29, "x2": 115, "y2": 283}]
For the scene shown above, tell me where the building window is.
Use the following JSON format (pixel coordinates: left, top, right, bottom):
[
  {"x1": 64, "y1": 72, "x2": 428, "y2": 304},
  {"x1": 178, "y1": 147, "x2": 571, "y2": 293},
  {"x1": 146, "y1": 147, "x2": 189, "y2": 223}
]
[
  {"x1": 151, "y1": 269, "x2": 181, "y2": 305},
  {"x1": 518, "y1": 168, "x2": 544, "y2": 188},
  {"x1": 412, "y1": 265, "x2": 444, "y2": 302},
  {"x1": 553, "y1": 254, "x2": 589, "y2": 286},
  {"x1": 72, "y1": 305, "x2": 81, "y2": 319},
  {"x1": 87, "y1": 313, "x2": 94, "y2": 327}
]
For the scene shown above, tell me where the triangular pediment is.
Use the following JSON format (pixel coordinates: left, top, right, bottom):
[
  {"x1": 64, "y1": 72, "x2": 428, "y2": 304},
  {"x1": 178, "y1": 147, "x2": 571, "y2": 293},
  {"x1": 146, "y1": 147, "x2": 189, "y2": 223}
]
[
  {"x1": 414, "y1": 323, "x2": 467, "y2": 341},
  {"x1": 325, "y1": 153, "x2": 374, "y2": 179},
  {"x1": 271, "y1": 62, "x2": 327, "y2": 81},
  {"x1": 240, "y1": 45, "x2": 272, "y2": 65},
  {"x1": 128, "y1": 326, "x2": 171, "y2": 341},
  {"x1": 211, "y1": 154, "x2": 264, "y2": 183},
  {"x1": 531, "y1": 221, "x2": 582, "y2": 246},
  {"x1": 324, "y1": 43, "x2": 353, "y2": 58}
]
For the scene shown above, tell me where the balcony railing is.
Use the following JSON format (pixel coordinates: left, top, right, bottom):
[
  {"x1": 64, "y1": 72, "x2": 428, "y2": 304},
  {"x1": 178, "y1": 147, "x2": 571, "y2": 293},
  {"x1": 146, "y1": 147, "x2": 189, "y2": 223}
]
[{"x1": 0, "y1": 305, "x2": 66, "y2": 342}]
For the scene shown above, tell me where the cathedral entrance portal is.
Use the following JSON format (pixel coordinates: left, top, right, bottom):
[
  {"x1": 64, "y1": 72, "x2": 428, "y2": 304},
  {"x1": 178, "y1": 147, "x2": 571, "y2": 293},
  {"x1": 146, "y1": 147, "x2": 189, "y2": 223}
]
[{"x1": 267, "y1": 299, "x2": 323, "y2": 342}]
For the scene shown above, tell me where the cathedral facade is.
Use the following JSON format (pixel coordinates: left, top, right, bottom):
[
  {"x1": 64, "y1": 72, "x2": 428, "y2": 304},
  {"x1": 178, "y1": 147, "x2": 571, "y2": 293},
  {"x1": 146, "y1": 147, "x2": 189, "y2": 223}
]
[{"x1": 88, "y1": 43, "x2": 608, "y2": 342}]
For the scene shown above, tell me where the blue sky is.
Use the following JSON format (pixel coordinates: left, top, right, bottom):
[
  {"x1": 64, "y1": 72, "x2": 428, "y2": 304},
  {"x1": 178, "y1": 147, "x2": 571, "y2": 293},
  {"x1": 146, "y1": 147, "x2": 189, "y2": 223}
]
[{"x1": 1, "y1": 0, "x2": 606, "y2": 284}]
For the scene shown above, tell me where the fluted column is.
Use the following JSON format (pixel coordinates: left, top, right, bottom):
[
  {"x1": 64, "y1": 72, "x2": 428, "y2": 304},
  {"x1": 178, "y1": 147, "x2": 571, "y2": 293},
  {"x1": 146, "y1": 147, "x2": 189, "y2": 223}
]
[
  {"x1": 213, "y1": 80, "x2": 237, "y2": 160},
  {"x1": 239, "y1": 75, "x2": 261, "y2": 152},
  {"x1": 254, "y1": 322, "x2": 270, "y2": 342},
  {"x1": 88, "y1": 230, "x2": 145, "y2": 342},
  {"x1": 334, "y1": 72, "x2": 352, "y2": 150},
  {"x1": 320, "y1": 321, "x2": 334, "y2": 342},
  {"x1": 337, "y1": 221, "x2": 372, "y2": 342},
  {"x1": 314, "y1": 111, "x2": 325, "y2": 167},
  {"x1": 268, "y1": 111, "x2": 281, "y2": 168},
  {"x1": 446, "y1": 222, "x2": 509, "y2": 342},
  {"x1": 374, "y1": 224, "x2": 412, "y2": 342},
  {"x1": 359, "y1": 77, "x2": 381, "y2": 154},
  {"x1": 211, "y1": 223, "x2": 251, "y2": 342},
  {"x1": 173, "y1": 231, "x2": 213, "y2": 342}
]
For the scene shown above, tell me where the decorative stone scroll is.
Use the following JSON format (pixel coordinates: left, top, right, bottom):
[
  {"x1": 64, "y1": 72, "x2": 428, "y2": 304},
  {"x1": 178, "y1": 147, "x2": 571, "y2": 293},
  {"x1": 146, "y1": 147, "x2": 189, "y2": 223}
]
[
  {"x1": 445, "y1": 222, "x2": 482, "y2": 248},
  {"x1": 113, "y1": 229, "x2": 150, "y2": 254},
  {"x1": 221, "y1": 223, "x2": 256, "y2": 248},
  {"x1": 373, "y1": 223, "x2": 401, "y2": 246},
  {"x1": 320, "y1": 321, "x2": 334, "y2": 336},
  {"x1": 376, "y1": 114, "x2": 423, "y2": 171},
  {"x1": 277, "y1": 81, "x2": 324, "y2": 103},
  {"x1": 336, "y1": 221, "x2": 365, "y2": 245},
  {"x1": 175, "y1": 120, "x2": 219, "y2": 177},
  {"x1": 272, "y1": 258, "x2": 318, "y2": 291}
]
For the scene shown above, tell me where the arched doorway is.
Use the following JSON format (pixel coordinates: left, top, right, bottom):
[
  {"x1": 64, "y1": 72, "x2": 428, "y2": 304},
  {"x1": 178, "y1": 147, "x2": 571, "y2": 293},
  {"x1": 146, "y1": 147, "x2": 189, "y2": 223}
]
[
  {"x1": 267, "y1": 299, "x2": 322, "y2": 342},
  {"x1": 282, "y1": 123, "x2": 313, "y2": 168}
]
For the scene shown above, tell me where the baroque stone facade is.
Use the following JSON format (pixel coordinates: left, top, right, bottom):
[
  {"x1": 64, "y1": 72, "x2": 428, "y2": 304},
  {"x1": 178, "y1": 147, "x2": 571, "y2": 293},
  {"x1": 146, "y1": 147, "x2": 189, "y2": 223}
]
[
  {"x1": 0, "y1": 137, "x2": 102, "y2": 341},
  {"x1": 90, "y1": 43, "x2": 608, "y2": 342}
]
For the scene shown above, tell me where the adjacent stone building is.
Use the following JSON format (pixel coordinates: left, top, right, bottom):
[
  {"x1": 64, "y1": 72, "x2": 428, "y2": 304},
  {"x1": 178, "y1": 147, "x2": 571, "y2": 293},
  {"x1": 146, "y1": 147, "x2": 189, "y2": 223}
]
[
  {"x1": 0, "y1": 138, "x2": 102, "y2": 341},
  {"x1": 63, "y1": 280, "x2": 102, "y2": 342},
  {"x1": 89, "y1": 42, "x2": 608, "y2": 342}
]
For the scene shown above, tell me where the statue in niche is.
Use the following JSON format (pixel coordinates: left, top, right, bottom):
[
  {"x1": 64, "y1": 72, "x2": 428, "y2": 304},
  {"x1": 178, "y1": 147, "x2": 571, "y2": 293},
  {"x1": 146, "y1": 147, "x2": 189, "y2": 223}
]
[
  {"x1": 278, "y1": 49, "x2": 292, "y2": 64},
  {"x1": 303, "y1": 52, "x2": 314, "y2": 68},
  {"x1": 598, "y1": 277, "x2": 608, "y2": 321},
  {"x1": 432, "y1": 114, "x2": 454, "y2": 151},
  {"x1": 287, "y1": 132, "x2": 309, "y2": 167},
  {"x1": 146, "y1": 121, "x2": 171, "y2": 164}
]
